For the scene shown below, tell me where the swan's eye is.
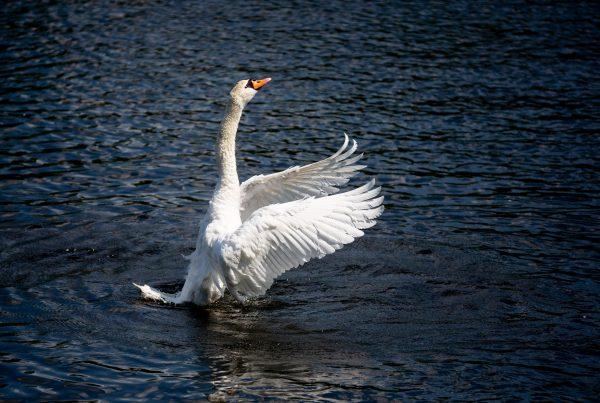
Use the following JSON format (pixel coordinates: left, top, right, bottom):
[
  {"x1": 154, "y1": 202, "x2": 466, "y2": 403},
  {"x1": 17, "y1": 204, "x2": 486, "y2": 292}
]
[{"x1": 245, "y1": 80, "x2": 254, "y2": 88}]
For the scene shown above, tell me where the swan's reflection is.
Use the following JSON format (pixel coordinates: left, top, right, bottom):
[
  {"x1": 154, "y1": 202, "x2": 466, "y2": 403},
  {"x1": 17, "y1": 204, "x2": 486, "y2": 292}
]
[{"x1": 186, "y1": 297, "x2": 331, "y2": 399}]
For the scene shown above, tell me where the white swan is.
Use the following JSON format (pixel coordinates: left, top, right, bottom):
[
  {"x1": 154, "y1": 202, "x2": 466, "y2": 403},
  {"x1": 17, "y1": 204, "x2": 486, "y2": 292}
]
[{"x1": 134, "y1": 78, "x2": 384, "y2": 305}]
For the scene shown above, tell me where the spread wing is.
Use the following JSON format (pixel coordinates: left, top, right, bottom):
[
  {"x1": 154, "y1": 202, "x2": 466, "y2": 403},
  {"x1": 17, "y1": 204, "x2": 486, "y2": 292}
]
[
  {"x1": 220, "y1": 179, "x2": 384, "y2": 301},
  {"x1": 239, "y1": 134, "x2": 366, "y2": 221}
]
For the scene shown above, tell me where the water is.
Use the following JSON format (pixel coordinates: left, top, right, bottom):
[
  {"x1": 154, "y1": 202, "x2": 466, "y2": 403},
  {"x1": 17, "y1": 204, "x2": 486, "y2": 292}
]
[{"x1": 1, "y1": 0, "x2": 598, "y2": 399}]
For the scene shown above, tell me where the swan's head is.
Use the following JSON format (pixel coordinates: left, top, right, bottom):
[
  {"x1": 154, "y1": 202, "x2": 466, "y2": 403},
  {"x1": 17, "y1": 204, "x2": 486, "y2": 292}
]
[{"x1": 230, "y1": 77, "x2": 271, "y2": 107}]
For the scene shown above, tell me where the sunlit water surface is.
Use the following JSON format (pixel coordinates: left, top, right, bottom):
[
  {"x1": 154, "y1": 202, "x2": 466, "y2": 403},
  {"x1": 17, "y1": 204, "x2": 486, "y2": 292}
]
[{"x1": 1, "y1": 0, "x2": 598, "y2": 400}]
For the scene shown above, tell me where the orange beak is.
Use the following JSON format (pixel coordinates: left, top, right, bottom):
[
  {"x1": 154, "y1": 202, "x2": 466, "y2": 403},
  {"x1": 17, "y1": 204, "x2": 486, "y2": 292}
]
[{"x1": 249, "y1": 77, "x2": 271, "y2": 90}]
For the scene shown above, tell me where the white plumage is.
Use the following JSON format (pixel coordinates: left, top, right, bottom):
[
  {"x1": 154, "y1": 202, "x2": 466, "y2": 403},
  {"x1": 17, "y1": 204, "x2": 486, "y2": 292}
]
[
  {"x1": 135, "y1": 78, "x2": 383, "y2": 305},
  {"x1": 239, "y1": 134, "x2": 365, "y2": 221}
]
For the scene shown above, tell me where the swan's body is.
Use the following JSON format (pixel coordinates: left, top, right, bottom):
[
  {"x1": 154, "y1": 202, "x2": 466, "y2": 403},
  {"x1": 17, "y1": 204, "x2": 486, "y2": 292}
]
[{"x1": 135, "y1": 78, "x2": 384, "y2": 305}]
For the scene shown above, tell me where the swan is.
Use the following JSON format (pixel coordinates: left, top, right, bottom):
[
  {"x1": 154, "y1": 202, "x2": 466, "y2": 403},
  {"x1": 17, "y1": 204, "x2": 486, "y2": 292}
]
[{"x1": 134, "y1": 78, "x2": 384, "y2": 305}]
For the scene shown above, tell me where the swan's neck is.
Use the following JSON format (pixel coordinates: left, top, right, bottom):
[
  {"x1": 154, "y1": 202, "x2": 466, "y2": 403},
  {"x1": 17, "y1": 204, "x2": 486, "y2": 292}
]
[{"x1": 212, "y1": 99, "x2": 243, "y2": 217}]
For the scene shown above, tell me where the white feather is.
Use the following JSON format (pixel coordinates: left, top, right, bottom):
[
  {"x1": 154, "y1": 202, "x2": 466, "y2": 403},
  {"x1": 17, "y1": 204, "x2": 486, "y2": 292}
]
[{"x1": 239, "y1": 133, "x2": 367, "y2": 221}]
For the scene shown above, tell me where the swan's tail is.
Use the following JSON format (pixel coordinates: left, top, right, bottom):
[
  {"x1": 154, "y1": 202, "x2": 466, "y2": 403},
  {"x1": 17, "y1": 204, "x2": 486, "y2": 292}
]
[{"x1": 133, "y1": 283, "x2": 183, "y2": 304}]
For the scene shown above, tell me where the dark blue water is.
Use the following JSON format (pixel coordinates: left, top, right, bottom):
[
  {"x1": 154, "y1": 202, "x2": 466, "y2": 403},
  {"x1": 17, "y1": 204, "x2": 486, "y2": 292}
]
[{"x1": 1, "y1": 0, "x2": 599, "y2": 400}]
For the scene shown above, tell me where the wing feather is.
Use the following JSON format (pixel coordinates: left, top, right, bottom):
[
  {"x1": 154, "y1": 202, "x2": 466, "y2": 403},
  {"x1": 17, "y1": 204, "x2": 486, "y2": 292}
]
[
  {"x1": 221, "y1": 180, "x2": 384, "y2": 301},
  {"x1": 239, "y1": 134, "x2": 366, "y2": 221}
]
